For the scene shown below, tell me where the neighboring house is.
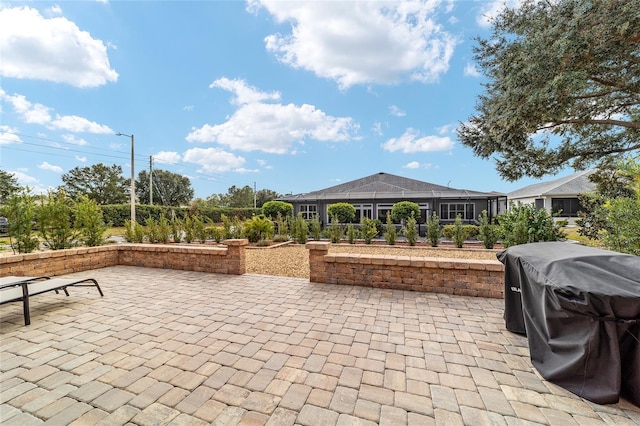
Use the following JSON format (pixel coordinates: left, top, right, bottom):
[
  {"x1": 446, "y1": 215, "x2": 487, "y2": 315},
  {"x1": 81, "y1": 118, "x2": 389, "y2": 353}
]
[
  {"x1": 278, "y1": 172, "x2": 507, "y2": 227},
  {"x1": 507, "y1": 170, "x2": 596, "y2": 222}
]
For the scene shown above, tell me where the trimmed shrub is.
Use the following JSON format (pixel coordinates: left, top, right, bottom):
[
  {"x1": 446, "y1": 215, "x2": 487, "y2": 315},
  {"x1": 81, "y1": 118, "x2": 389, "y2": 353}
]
[
  {"x1": 402, "y1": 214, "x2": 418, "y2": 246},
  {"x1": 327, "y1": 203, "x2": 356, "y2": 223},
  {"x1": 384, "y1": 212, "x2": 397, "y2": 245},
  {"x1": 262, "y1": 201, "x2": 293, "y2": 219},
  {"x1": 477, "y1": 210, "x2": 499, "y2": 249},
  {"x1": 426, "y1": 212, "x2": 440, "y2": 247},
  {"x1": 392, "y1": 201, "x2": 420, "y2": 223}
]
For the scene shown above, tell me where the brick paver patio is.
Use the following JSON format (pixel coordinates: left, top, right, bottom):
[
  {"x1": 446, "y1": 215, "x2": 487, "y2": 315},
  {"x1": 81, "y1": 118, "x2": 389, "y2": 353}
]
[{"x1": 1, "y1": 266, "x2": 639, "y2": 425}]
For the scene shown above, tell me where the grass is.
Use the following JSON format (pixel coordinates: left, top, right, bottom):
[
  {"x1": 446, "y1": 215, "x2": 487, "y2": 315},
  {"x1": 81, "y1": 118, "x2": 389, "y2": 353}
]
[{"x1": 562, "y1": 226, "x2": 604, "y2": 248}]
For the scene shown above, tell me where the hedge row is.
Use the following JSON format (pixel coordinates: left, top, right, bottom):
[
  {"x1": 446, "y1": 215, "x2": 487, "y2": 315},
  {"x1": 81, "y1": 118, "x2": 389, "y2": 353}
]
[{"x1": 101, "y1": 204, "x2": 262, "y2": 227}]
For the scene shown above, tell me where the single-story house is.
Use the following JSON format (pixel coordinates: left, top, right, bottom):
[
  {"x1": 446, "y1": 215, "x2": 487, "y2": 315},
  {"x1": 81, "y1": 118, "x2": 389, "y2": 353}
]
[
  {"x1": 507, "y1": 170, "x2": 595, "y2": 222},
  {"x1": 278, "y1": 172, "x2": 507, "y2": 226}
]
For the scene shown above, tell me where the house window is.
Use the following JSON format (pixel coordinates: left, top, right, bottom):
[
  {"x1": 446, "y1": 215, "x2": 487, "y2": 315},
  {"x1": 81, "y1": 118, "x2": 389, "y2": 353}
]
[
  {"x1": 353, "y1": 204, "x2": 373, "y2": 222},
  {"x1": 551, "y1": 198, "x2": 582, "y2": 217},
  {"x1": 299, "y1": 204, "x2": 317, "y2": 220},
  {"x1": 376, "y1": 204, "x2": 394, "y2": 222},
  {"x1": 440, "y1": 203, "x2": 475, "y2": 220}
]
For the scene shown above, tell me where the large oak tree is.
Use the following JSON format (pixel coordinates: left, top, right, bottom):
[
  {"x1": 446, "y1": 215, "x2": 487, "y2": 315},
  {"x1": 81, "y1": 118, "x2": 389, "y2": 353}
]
[
  {"x1": 136, "y1": 169, "x2": 194, "y2": 207},
  {"x1": 457, "y1": 0, "x2": 640, "y2": 180},
  {"x1": 61, "y1": 163, "x2": 129, "y2": 205}
]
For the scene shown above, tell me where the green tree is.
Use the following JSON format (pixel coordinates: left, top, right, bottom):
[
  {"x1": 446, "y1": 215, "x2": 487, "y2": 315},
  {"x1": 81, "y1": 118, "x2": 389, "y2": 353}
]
[
  {"x1": 426, "y1": 212, "x2": 441, "y2": 247},
  {"x1": 457, "y1": 0, "x2": 640, "y2": 180},
  {"x1": 384, "y1": 212, "x2": 397, "y2": 245},
  {"x1": 401, "y1": 214, "x2": 418, "y2": 246},
  {"x1": 391, "y1": 201, "x2": 420, "y2": 223},
  {"x1": 136, "y1": 169, "x2": 194, "y2": 206},
  {"x1": 327, "y1": 203, "x2": 356, "y2": 223},
  {"x1": 255, "y1": 189, "x2": 280, "y2": 207},
  {"x1": 75, "y1": 195, "x2": 108, "y2": 247},
  {"x1": 262, "y1": 201, "x2": 293, "y2": 219},
  {"x1": 220, "y1": 185, "x2": 255, "y2": 207},
  {"x1": 38, "y1": 189, "x2": 77, "y2": 250},
  {"x1": 61, "y1": 163, "x2": 129, "y2": 204},
  {"x1": 477, "y1": 210, "x2": 499, "y2": 249},
  {"x1": 0, "y1": 169, "x2": 20, "y2": 204},
  {"x1": 5, "y1": 188, "x2": 39, "y2": 253}
]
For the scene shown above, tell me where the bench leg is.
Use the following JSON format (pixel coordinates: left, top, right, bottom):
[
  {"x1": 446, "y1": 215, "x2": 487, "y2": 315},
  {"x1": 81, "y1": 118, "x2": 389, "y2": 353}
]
[{"x1": 21, "y1": 284, "x2": 31, "y2": 326}]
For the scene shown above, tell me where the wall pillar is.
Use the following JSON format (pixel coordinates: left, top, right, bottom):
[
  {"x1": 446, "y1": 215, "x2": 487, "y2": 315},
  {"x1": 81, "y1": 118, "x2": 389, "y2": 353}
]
[
  {"x1": 306, "y1": 241, "x2": 331, "y2": 283},
  {"x1": 223, "y1": 239, "x2": 248, "y2": 275}
]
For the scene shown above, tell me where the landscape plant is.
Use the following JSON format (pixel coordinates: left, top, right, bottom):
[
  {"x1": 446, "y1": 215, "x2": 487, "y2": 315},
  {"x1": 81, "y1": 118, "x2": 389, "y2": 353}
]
[
  {"x1": 145, "y1": 217, "x2": 160, "y2": 243},
  {"x1": 273, "y1": 213, "x2": 290, "y2": 241},
  {"x1": 183, "y1": 216, "x2": 195, "y2": 243},
  {"x1": 426, "y1": 212, "x2": 440, "y2": 247},
  {"x1": 477, "y1": 210, "x2": 499, "y2": 249},
  {"x1": 347, "y1": 224, "x2": 357, "y2": 244},
  {"x1": 5, "y1": 188, "x2": 39, "y2": 253},
  {"x1": 391, "y1": 201, "x2": 420, "y2": 224},
  {"x1": 384, "y1": 212, "x2": 397, "y2": 245},
  {"x1": 74, "y1": 195, "x2": 108, "y2": 247},
  {"x1": 262, "y1": 200, "x2": 293, "y2": 220},
  {"x1": 402, "y1": 214, "x2": 418, "y2": 246},
  {"x1": 290, "y1": 213, "x2": 308, "y2": 244},
  {"x1": 327, "y1": 214, "x2": 343, "y2": 243},
  {"x1": 327, "y1": 203, "x2": 356, "y2": 223},
  {"x1": 170, "y1": 216, "x2": 183, "y2": 242},
  {"x1": 498, "y1": 202, "x2": 563, "y2": 248},
  {"x1": 38, "y1": 189, "x2": 77, "y2": 250},
  {"x1": 309, "y1": 215, "x2": 322, "y2": 241},
  {"x1": 157, "y1": 216, "x2": 171, "y2": 244},
  {"x1": 361, "y1": 217, "x2": 378, "y2": 244},
  {"x1": 193, "y1": 216, "x2": 207, "y2": 243},
  {"x1": 244, "y1": 215, "x2": 275, "y2": 243},
  {"x1": 451, "y1": 215, "x2": 467, "y2": 248}
]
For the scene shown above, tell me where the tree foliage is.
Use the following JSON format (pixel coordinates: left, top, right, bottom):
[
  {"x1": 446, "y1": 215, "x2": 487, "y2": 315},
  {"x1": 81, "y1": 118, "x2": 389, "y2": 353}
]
[
  {"x1": 327, "y1": 202, "x2": 356, "y2": 223},
  {"x1": 458, "y1": 0, "x2": 640, "y2": 180},
  {"x1": 136, "y1": 169, "x2": 194, "y2": 207},
  {"x1": 0, "y1": 169, "x2": 20, "y2": 205},
  {"x1": 391, "y1": 201, "x2": 420, "y2": 223},
  {"x1": 61, "y1": 163, "x2": 129, "y2": 204},
  {"x1": 262, "y1": 201, "x2": 293, "y2": 219}
]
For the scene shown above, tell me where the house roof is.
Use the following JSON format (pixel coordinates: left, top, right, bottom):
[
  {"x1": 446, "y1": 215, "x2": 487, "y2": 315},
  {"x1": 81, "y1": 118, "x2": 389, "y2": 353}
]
[
  {"x1": 508, "y1": 170, "x2": 596, "y2": 199},
  {"x1": 280, "y1": 172, "x2": 503, "y2": 202}
]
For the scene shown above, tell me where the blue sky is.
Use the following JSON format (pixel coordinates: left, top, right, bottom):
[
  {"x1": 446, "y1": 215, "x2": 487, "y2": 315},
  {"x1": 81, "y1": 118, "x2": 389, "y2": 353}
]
[{"x1": 0, "y1": 0, "x2": 565, "y2": 200}]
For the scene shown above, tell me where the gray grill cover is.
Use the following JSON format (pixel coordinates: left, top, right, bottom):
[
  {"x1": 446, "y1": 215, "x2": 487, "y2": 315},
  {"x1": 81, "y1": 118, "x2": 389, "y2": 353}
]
[{"x1": 498, "y1": 242, "x2": 640, "y2": 406}]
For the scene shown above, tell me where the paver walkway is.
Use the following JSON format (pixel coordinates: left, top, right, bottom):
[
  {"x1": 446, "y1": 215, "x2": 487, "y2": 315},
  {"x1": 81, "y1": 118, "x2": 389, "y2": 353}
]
[{"x1": 1, "y1": 266, "x2": 638, "y2": 425}]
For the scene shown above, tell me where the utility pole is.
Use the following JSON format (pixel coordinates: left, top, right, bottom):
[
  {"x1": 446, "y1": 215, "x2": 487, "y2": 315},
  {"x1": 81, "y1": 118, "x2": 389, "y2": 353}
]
[
  {"x1": 254, "y1": 182, "x2": 257, "y2": 209},
  {"x1": 116, "y1": 133, "x2": 135, "y2": 226},
  {"x1": 149, "y1": 156, "x2": 153, "y2": 206}
]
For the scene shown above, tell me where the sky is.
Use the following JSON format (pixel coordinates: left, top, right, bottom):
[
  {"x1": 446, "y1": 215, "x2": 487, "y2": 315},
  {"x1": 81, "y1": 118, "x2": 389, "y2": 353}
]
[{"x1": 0, "y1": 0, "x2": 569, "y2": 201}]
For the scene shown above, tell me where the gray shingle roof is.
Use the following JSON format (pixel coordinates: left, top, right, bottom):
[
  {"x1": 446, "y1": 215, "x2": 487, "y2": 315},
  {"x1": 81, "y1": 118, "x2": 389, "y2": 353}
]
[
  {"x1": 508, "y1": 170, "x2": 596, "y2": 199},
  {"x1": 280, "y1": 172, "x2": 502, "y2": 201}
]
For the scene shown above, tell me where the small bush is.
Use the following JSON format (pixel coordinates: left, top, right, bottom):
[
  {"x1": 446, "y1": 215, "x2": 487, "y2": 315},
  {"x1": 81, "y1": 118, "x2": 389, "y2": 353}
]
[
  {"x1": 347, "y1": 224, "x2": 358, "y2": 244},
  {"x1": 392, "y1": 201, "x2": 420, "y2": 223},
  {"x1": 477, "y1": 210, "x2": 499, "y2": 249},
  {"x1": 309, "y1": 215, "x2": 322, "y2": 241},
  {"x1": 451, "y1": 215, "x2": 466, "y2": 248},
  {"x1": 38, "y1": 189, "x2": 77, "y2": 250},
  {"x1": 426, "y1": 212, "x2": 440, "y2": 247},
  {"x1": 402, "y1": 214, "x2": 418, "y2": 246},
  {"x1": 327, "y1": 203, "x2": 356, "y2": 223},
  {"x1": 244, "y1": 215, "x2": 275, "y2": 243},
  {"x1": 327, "y1": 214, "x2": 343, "y2": 243},
  {"x1": 75, "y1": 195, "x2": 108, "y2": 247},
  {"x1": 361, "y1": 217, "x2": 378, "y2": 244},
  {"x1": 290, "y1": 213, "x2": 308, "y2": 244},
  {"x1": 262, "y1": 201, "x2": 293, "y2": 219},
  {"x1": 384, "y1": 212, "x2": 397, "y2": 245}
]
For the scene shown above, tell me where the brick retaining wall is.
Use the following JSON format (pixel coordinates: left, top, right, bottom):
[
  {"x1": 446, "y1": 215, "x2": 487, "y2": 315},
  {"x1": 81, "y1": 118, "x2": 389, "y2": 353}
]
[
  {"x1": 0, "y1": 239, "x2": 248, "y2": 277},
  {"x1": 306, "y1": 241, "x2": 505, "y2": 298}
]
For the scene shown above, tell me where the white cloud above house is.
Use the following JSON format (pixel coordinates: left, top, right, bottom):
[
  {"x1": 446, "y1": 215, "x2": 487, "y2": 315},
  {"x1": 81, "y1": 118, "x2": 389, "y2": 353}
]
[
  {"x1": 250, "y1": 0, "x2": 458, "y2": 89},
  {"x1": 0, "y1": 6, "x2": 118, "y2": 87},
  {"x1": 389, "y1": 105, "x2": 406, "y2": 117},
  {"x1": 182, "y1": 147, "x2": 247, "y2": 173},
  {"x1": 154, "y1": 151, "x2": 182, "y2": 165},
  {"x1": 186, "y1": 78, "x2": 359, "y2": 154},
  {"x1": 382, "y1": 128, "x2": 454, "y2": 153}
]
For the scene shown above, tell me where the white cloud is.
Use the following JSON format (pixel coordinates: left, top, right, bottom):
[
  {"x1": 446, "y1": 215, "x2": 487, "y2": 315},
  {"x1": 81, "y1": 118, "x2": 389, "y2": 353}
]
[
  {"x1": 389, "y1": 105, "x2": 406, "y2": 117},
  {"x1": 436, "y1": 123, "x2": 454, "y2": 134},
  {"x1": 10, "y1": 170, "x2": 39, "y2": 186},
  {"x1": 211, "y1": 77, "x2": 280, "y2": 105},
  {"x1": 39, "y1": 162, "x2": 63, "y2": 173},
  {"x1": 0, "y1": 125, "x2": 22, "y2": 144},
  {"x1": 48, "y1": 5, "x2": 63, "y2": 15},
  {"x1": 403, "y1": 161, "x2": 435, "y2": 169},
  {"x1": 463, "y1": 62, "x2": 481, "y2": 78},
  {"x1": 372, "y1": 122, "x2": 384, "y2": 136},
  {"x1": 235, "y1": 167, "x2": 260, "y2": 173},
  {"x1": 188, "y1": 81, "x2": 358, "y2": 154},
  {"x1": 0, "y1": 90, "x2": 52, "y2": 124},
  {"x1": 382, "y1": 128, "x2": 454, "y2": 153},
  {"x1": 0, "y1": 90, "x2": 112, "y2": 134},
  {"x1": 75, "y1": 155, "x2": 87, "y2": 162},
  {"x1": 477, "y1": 0, "x2": 521, "y2": 28},
  {"x1": 183, "y1": 105, "x2": 194, "y2": 111},
  {"x1": 154, "y1": 151, "x2": 182, "y2": 164},
  {"x1": 252, "y1": 1, "x2": 458, "y2": 89},
  {"x1": 50, "y1": 115, "x2": 113, "y2": 134},
  {"x1": 182, "y1": 147, "x2": 246, "y2": 173},
  {"x1": 62, "y1": 134, "x2": 89, "y2": 146},
  {"x1": 0, "y1": 6, "x2": 118, "y2": 87}
]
